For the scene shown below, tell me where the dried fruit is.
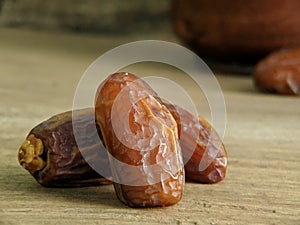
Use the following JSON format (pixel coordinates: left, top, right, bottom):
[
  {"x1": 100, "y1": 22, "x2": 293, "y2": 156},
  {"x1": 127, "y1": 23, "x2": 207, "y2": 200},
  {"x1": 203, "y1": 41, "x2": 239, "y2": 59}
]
[
  {"x1": 18, "y1": 108, "x2": 111, "y2": 187},
  {"x1": 167, "y1": 104, "x2": 227, "y2": 183},
  {"x1": 19, "y1": 104, "x2": 227, "y2": 186},
  {"x1": 95, "y1": 72, "x2": 184, "y2": 207},
  {"x1": 254, "y1": 47, "x2": 300, "y2": 95},
  {"x1": 19, "y1": 71, "x2": 227, "y2": 198}
]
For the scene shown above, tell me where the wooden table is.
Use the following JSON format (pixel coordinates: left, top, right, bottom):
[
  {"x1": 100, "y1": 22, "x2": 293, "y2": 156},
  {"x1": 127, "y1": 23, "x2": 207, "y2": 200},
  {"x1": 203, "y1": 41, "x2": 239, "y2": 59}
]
[{"x1": 0, "y1": 28, "x2": 299, "y2": 225}]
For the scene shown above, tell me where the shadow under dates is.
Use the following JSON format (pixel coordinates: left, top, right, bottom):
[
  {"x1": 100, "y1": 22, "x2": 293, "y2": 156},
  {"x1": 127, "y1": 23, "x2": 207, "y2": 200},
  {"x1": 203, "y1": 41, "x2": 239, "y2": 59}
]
[
  {"x1": 1, "y1": 168, "x2": 123, "y2": 209},
  {"x1": 33, "y1": 184, "x2": 122, "y2": 208}
]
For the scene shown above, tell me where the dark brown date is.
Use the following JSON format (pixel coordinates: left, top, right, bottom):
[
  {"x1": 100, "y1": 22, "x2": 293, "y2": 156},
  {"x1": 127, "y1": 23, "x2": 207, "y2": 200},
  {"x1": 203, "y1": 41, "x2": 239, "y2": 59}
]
[
  {"x1": 18, "y1": 108, "x2": 111, "y2": 187},
  {"x1": 254, "y1": 47, "x2": 300, "y2": 95},
  {"x1": 167, "y1": 104, "x2": 227, "y2": 184},
  {"x1": 19, "y1": 72, "x2": 228, "y2": 193},
  {"x1": 95, "y1": 72, "x2": 184, "y2": 208},
  {"x1": 19, "y1": 104, "x2": 227, "y2": 186}
]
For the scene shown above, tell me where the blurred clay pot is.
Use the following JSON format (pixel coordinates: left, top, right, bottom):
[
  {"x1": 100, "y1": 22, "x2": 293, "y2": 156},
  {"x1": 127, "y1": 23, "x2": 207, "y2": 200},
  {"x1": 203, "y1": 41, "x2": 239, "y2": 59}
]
[{"x1": 172, "y1": 0, "x2": 300, "y2": 63}]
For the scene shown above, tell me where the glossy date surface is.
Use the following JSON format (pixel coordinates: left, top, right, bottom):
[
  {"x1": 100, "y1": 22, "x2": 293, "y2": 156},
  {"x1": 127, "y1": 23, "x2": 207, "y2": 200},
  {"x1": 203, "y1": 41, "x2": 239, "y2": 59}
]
[{"x1": 95, "y1": 72, "x2": 185, "y2": 207}]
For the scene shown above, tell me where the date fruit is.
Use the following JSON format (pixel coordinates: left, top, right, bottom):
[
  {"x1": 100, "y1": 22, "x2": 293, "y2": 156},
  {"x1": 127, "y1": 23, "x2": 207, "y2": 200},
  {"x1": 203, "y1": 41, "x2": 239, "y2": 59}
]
[
  {"x1": 18, "y1": 108, "x2": 111, "y2": 187},
  {"x1": 254, "y1": 47, "x2": 300, "y2": 95},
  {"x1": 19, "y1": 104, "x2": 227, "y2": 186},
  {"x1": 19, "y1": 72, "x2": 227, "y2": 196},
  {"x1": 167, "y1": 104, "x2": 227, "y2": 184},
  {"x1": 95, "y1": 72, "x2": 184, "y2": 207}
]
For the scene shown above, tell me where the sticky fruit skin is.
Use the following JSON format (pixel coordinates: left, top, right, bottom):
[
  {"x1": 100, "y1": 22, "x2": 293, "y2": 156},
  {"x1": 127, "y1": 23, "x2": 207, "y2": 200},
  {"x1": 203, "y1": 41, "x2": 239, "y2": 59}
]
[
  {"x1": 18, "y1": 108, "x2": 111, "y2": 187},
  {"x1": 19, "y1": 104, "x2": 227, "y2": 186},
  {"x1": 167, "y1": 104, "x2": 227, "y2": 184},
  {"x1": 18, "y1": 73, "x2": 228, "y2": 191},
  {"x1": 95, "y1": 72, "x2": 185, "y2": 208}
]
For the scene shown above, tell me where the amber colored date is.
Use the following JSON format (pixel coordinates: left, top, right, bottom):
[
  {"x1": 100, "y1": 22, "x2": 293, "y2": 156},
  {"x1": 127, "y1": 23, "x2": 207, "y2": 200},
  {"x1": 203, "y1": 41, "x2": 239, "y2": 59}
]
[
  {"x1": 95, "y1": 72, "x2": 184, "y2": 207},
  {"x1": 18, "y1": 108, "x2": 111, "y2": 187},
  {"x1": 18, "y1": 71, "x2": 228, "y2": 206},
  {"x1": 254, "y1": 47, "x2": 300, "y2": 95},
  {"x1": 167, "y1": 104, "x2": 227, "y2": 184},
  {"x1": 19, "y1": 104, "x2": 227, "y2": 186}
]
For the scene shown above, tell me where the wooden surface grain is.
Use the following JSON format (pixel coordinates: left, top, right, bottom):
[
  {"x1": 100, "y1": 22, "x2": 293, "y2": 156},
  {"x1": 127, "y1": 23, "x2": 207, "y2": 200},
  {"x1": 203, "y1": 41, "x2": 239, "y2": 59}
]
[{"x1": 0, "y1": 28, "x2": 299, "y2": 225}]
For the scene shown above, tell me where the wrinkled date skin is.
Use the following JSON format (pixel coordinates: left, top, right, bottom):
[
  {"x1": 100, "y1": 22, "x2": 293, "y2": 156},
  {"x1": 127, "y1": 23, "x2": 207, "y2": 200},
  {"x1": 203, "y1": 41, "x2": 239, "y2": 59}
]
[
  {"x1": 167, "y1": 104, "x2": 227, "y2": 184},
  {"x1": 95, "y1": 72, "x2": 184, "y2": 208},
  {"x1": 19, "y1": 104, "x2": 227, "y2": 186},
  {"x1": 254, "y1": 47, "x2": 300, "y2": 95},
  {"x1": 18, "y1": 108, "x2": 111, "y2": 187},
  {"x1": 18, "y1": 71, "x2": 227, "y2": 199}
]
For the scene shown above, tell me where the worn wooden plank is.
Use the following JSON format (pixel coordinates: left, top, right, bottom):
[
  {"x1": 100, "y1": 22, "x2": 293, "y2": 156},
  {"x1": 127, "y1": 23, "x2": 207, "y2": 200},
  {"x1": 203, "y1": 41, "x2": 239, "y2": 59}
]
[{"x1": 0, "y1": 28, "x2": 299, "y2": 225}]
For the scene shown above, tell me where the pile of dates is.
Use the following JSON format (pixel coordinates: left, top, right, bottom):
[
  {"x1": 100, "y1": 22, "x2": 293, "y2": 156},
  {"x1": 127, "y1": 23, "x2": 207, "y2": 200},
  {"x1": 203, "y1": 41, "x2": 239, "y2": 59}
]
[{"x1": 18, "y1": 72, "x2": 227, "y2": 208}]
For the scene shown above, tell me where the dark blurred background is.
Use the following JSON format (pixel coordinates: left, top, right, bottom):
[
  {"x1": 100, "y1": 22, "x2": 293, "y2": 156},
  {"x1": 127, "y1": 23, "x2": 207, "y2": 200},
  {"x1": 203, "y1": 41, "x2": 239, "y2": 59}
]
[
  {"x1": 0, "y1": 0, "x2": 170, "y2": 34},
  {"x1": 2, "y1": 0, "x2": 300, "y2": 74}
]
